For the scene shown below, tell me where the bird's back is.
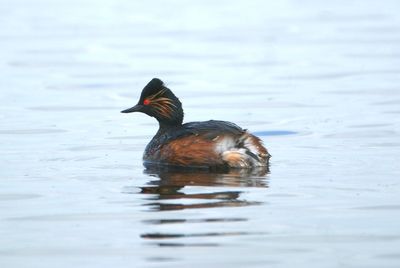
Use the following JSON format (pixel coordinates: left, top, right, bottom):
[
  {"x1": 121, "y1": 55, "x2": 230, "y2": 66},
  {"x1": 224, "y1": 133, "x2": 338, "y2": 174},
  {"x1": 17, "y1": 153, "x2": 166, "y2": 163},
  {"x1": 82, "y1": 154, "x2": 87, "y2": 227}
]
[{"x1": 144, "y1": 120, "x2": 270, "y2": 169}]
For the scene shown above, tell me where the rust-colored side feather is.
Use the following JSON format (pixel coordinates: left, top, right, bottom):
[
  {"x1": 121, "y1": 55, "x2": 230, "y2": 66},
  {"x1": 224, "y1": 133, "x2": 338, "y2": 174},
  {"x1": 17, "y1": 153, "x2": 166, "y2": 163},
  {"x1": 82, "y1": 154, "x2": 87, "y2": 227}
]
[
  {"x1": 245, "y1": 133, "x2": 270, "y2": 159},
  {"x1": 156, "y1": 136, "x2": 224, "y2": 167}
]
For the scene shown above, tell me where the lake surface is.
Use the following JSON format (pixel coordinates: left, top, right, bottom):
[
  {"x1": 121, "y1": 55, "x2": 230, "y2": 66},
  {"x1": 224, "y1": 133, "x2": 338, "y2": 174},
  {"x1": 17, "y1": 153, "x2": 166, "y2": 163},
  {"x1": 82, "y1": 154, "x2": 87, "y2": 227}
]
[{"x1": 1, "y1": 0, "x2": 400, "y2": 267}]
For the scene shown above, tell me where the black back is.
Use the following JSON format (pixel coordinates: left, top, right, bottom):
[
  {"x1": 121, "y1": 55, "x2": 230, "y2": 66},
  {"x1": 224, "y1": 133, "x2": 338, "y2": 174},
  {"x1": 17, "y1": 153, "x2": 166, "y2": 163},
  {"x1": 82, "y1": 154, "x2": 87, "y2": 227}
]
[{"x1": 156, "y1": 120, "x2": 245, "y2": 143}]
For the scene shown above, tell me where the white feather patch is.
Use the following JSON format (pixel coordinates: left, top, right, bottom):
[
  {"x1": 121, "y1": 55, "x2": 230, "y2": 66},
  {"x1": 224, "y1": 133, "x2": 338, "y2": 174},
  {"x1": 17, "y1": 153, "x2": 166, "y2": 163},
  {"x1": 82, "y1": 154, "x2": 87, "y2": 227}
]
[
  {"x1": 214, "y1": 133, "x2": 267, "y2": 168},
  {"x1": 214, "y1": 136, "x2": 236, "y2": 154}
]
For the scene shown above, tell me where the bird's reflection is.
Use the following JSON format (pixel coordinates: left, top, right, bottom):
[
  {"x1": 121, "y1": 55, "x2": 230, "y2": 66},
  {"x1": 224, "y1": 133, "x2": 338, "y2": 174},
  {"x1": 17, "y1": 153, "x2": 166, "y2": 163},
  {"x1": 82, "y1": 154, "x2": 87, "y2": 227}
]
[
  {"x1": 140, "y1": 165, "x2": 269, "y2": 211},
  {"x1": 135, "y1": 165, "x2": 270, "y2": 247}
]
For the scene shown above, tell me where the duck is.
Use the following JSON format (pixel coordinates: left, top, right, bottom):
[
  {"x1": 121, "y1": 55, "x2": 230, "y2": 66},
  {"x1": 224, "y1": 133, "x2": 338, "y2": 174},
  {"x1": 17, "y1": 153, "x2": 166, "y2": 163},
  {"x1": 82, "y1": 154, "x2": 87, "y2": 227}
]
[{"x1": 121, "y1": 78, "x2": 270, "y2": 170}]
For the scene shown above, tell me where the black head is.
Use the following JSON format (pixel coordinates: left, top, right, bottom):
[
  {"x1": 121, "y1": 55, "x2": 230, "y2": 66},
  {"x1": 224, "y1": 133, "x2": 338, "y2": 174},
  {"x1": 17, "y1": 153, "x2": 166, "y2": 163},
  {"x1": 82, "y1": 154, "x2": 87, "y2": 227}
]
[{"x1": 121, "y1": 78, "x2": 184, "y2": 126}]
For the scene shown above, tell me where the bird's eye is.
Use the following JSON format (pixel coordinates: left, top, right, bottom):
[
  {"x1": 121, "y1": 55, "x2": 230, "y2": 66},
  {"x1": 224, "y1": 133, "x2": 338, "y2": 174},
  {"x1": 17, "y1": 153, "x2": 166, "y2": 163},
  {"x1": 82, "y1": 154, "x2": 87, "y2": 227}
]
[{"x1": 143, "y1": 99, "x2": 151, "y2": 105}]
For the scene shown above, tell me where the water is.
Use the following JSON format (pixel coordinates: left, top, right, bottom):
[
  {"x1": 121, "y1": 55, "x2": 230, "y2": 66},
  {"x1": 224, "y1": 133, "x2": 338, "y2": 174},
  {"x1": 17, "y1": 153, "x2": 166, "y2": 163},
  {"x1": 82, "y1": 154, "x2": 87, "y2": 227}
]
[{"x1": 1, "y1": 0, "x2": 400, "y2": 267}]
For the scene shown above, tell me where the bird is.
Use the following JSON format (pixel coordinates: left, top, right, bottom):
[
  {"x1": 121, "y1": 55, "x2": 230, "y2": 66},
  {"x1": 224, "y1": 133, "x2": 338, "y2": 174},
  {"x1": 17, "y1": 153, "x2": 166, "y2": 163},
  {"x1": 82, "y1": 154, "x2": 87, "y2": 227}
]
[{"x1": 121, "y1": 78, "x2": 270, "y2": 170}]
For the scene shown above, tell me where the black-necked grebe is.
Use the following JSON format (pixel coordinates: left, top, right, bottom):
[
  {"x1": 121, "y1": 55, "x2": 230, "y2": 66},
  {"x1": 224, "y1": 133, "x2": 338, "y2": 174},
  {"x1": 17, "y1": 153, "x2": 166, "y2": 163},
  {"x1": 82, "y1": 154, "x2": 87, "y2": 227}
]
[{"x1": 121, "y1": 78, "x2": 270, "y2": 169}]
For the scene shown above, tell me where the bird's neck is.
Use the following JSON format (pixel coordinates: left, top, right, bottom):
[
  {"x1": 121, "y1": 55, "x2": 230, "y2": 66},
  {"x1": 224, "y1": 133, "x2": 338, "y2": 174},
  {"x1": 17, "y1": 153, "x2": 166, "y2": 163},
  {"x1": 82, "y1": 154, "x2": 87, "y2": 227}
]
[
  {"x1": 155, "y1": 107, "x2": 184, "y2": 133},
  {"x1": 157, "y1": 121, "x2": 181, "y2": 134}
]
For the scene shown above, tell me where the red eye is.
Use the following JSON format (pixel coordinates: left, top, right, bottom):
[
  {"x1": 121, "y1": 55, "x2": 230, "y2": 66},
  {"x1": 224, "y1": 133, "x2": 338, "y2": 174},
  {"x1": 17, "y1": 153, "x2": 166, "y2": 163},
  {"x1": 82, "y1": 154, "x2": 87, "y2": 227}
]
[{"x1": 143, "y1": 99, "x2": 150, "y2": 105}]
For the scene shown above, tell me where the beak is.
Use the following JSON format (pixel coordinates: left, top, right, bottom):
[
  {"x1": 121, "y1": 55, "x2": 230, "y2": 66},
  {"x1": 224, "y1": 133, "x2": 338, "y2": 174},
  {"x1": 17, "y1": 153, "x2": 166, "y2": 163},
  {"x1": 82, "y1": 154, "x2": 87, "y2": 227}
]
[{"x1": 121, "y1": 104, "x2": 143, "y2": 113}]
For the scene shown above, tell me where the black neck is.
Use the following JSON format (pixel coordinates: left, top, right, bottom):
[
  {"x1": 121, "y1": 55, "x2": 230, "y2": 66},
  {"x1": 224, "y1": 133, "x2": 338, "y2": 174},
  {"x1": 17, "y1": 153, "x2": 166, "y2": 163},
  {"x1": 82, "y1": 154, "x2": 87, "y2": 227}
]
[
  {"x1": 154, "y1": 105, "x2": 184, "y2": 131},
  {"x1": 157, "y1": 121, "x2": 181, "y2": 133}
]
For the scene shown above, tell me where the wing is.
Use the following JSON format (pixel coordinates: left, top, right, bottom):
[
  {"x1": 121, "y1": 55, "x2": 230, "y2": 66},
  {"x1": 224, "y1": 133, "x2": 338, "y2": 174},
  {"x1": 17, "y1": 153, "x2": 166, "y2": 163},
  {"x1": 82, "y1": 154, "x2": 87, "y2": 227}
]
[{"x1": 169, "y1": 120, "x2": 246, "y2": 141}]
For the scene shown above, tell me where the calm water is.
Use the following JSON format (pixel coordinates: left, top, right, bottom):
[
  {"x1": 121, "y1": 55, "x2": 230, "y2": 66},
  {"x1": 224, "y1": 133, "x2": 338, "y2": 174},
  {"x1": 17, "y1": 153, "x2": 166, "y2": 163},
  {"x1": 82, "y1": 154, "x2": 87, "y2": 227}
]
[{"x1": 1, "y1": 0, "x2": 400, "y2": 267}]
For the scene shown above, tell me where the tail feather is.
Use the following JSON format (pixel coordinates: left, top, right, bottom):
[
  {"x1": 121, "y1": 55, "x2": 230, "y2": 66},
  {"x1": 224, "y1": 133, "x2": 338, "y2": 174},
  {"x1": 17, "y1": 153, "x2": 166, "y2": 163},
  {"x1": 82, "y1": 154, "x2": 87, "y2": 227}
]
[
  {"x1": 222, "y1": 149, "x2": 253, "y2": 168},
  {"x1": 215, "y1": 132, "x2": 270, "y2": 168}
]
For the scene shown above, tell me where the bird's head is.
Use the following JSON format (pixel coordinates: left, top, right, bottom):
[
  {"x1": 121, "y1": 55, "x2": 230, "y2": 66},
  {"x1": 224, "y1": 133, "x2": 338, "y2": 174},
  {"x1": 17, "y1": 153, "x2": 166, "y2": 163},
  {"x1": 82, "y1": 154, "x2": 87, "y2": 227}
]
[{"x1": 121, "y1": 78, "x2": 184, "y2": 126}]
